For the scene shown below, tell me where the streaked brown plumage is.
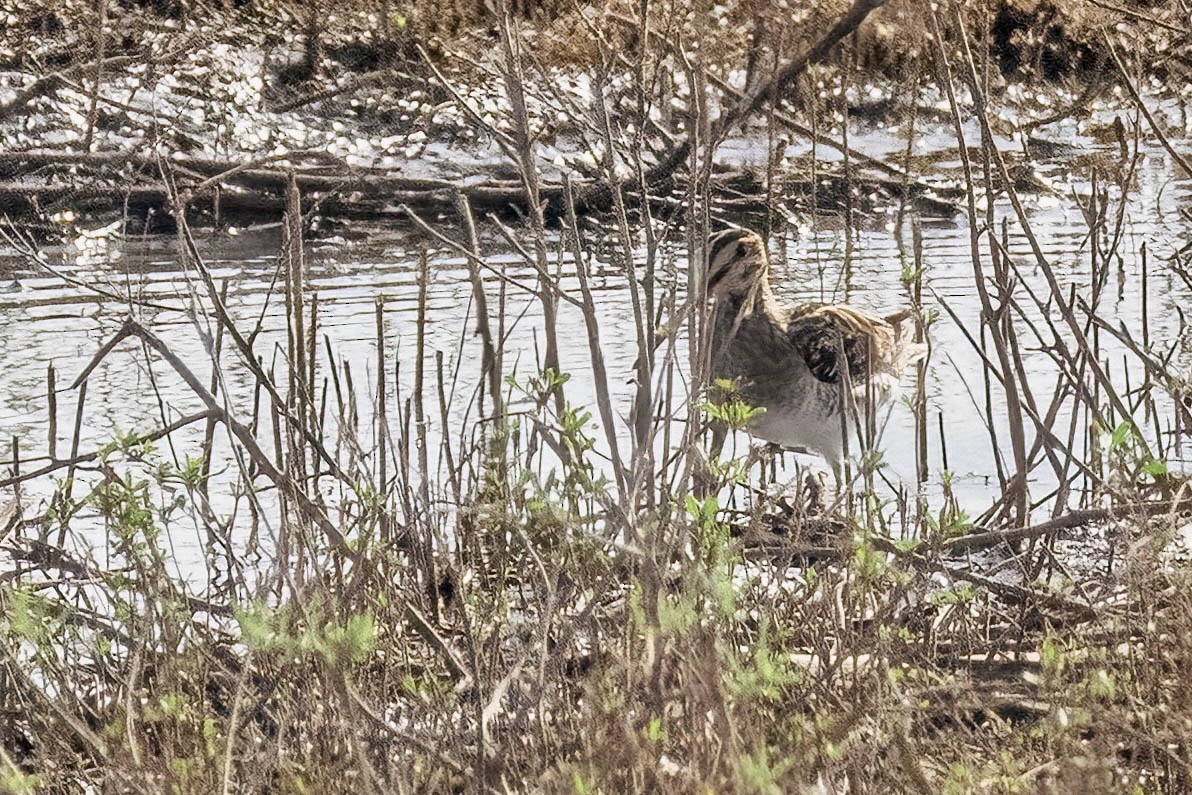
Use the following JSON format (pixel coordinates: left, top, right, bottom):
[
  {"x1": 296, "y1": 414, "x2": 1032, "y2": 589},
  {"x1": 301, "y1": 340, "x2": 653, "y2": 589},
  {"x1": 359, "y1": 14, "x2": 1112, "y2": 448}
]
[{"x1": 704, "y1": 228, "x2": 926, "y2": 477}]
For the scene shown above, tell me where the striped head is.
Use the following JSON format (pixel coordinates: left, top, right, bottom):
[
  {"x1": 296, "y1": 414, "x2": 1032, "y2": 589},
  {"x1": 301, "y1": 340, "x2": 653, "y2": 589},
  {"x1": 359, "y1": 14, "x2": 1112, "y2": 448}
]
[{"x1": 705, "y1": 228, "x2": 769, "y2": 301}]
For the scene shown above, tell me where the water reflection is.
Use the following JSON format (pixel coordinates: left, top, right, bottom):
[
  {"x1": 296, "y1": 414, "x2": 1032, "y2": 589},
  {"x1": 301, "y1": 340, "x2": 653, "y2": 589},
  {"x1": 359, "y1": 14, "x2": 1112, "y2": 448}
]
[{"x1": 1, "y1": 139, "x2": 1189, "y2": 579}]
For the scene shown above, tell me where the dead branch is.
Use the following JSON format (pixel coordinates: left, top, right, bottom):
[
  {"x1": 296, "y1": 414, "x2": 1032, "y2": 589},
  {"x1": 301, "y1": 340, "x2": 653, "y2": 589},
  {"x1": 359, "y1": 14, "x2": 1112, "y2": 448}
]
[
  {"x1": 67, "y1": 317, "x2": 359, "y2": 562},
  {"x1": 575, "y1": 0, "x2": 892, "y2": 210},
  {"x1": 0, "y1": 410, "x2": 214, "y2": 490},
  {"x1": 942, "y1": 497, "x2": 1192, "y2": 553},
  {"x1": 1105, "y1": 34, "x2": 1192, "y2": 178},
  {"x1": 0, "y1": 55, "x2": 141, "y2": 121}
]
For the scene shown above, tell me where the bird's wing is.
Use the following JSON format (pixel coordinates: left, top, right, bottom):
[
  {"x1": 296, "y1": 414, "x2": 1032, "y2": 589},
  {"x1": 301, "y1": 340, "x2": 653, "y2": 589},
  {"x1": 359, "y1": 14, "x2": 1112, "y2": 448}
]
[{"x1": 786, "y1": 304, "x2": 898, "y2": 384}]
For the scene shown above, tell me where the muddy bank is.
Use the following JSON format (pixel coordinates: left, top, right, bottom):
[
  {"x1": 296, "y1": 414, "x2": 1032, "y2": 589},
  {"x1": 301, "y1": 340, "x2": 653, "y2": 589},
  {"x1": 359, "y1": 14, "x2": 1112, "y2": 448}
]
[{"x1": 0, "y1": 0, "x2": 1186, "y2": 227}]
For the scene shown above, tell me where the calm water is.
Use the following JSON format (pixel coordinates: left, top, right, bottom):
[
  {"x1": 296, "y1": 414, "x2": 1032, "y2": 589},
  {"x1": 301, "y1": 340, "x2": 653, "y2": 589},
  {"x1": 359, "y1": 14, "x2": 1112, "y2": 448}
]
[{"x1": 1, "y1": 127, "x2": 1190, "y2": 582}]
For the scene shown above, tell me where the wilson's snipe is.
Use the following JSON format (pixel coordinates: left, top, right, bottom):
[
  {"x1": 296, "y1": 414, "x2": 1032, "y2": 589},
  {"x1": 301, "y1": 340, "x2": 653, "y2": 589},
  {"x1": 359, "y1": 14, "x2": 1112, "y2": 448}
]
[{"x1": 704, "y1": 228, "x2": 927, "y2": 480}]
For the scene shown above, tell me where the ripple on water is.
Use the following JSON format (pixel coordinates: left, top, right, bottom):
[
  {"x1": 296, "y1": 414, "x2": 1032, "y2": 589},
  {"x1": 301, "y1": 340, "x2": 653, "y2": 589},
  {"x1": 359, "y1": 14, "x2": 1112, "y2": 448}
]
[{"x1": 1, "y1": 139, "x2": 1190, "y2": 578}]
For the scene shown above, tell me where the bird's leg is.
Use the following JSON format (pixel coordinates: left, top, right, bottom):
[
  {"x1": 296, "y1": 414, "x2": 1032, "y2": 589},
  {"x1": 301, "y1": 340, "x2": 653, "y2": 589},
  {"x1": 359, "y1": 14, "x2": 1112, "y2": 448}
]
[
  {"x1": 803, "y1": 470, "x2": 827, "y2": 516},
  {"x1": 695, "y1": 420, "x2": 729, "y2": 498},
  {"x1": 744, "y1": 442, "x2": 783, "y2": 492},
  {"x1": 822, "y1": 457, "x2": 849, "y2": 516},
  {"x1": 765, "y1": 443, "x2": 782, "y2": 484},
  {"x1": 709, "y1": 421, "x2": 728, "y2": 463}
]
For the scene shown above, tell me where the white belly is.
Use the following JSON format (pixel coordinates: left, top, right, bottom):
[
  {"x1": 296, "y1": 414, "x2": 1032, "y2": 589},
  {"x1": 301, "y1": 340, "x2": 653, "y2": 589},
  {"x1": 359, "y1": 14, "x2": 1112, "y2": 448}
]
[
  {"x1": 745, "y1": 373, "x2": 905, "y2": 470},
  {"x1": 748, "y1": 398, "x2": 845, "y2": 469}
]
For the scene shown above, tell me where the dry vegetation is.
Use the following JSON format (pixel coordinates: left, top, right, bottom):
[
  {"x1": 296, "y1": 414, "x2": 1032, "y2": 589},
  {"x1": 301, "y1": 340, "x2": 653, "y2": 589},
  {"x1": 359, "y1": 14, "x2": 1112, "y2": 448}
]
[
  {"x1": 0, "y1": 0, "x2": 1186, "y2": 222},
  {"x1": 2, "y1": 0, "x2": 1192, "y2": 792}
]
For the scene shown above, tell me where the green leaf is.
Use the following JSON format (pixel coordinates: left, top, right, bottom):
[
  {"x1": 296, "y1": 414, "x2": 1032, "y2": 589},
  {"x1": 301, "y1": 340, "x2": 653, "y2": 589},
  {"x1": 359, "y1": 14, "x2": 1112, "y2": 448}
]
[
  {"x1": 1109, "y1": 421, "x2": 1133, "y2": 449},
  {"x1": 344, "y1": 613, "x2": 376, "y2": 663},
  {"x1": 644, "y1": 716, "x2": 666, "y2": 743},
  {"x1": 203, "y1": 717, "x2": 218, "y2": 758},
  {"x1": 1143, "y1": 458, "x2": 1167, "y2": 477},
  {"x1": 234, "y1": 601, "x2": 282, "y2": 653}
]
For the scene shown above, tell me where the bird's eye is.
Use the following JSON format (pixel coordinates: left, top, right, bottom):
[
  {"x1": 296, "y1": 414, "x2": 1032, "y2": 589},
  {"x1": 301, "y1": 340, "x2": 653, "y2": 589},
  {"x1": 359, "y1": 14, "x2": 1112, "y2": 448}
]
[{"x1": 736, "y1": 242, "x2": 748, "y2": 257}]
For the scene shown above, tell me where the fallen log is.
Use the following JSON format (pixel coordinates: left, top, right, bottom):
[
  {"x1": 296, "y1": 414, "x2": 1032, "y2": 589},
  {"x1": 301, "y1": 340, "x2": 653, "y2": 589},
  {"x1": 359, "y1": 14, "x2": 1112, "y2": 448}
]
[
  {"x1": 0, "y1": 152, "x2": 958, "y2": 225},
  {"x1": 942, "y1": 496, "x2": 1192, "y2": 553},
  {"x1": 0, "y1": 176, "x2": 534, "y2": 222}
]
